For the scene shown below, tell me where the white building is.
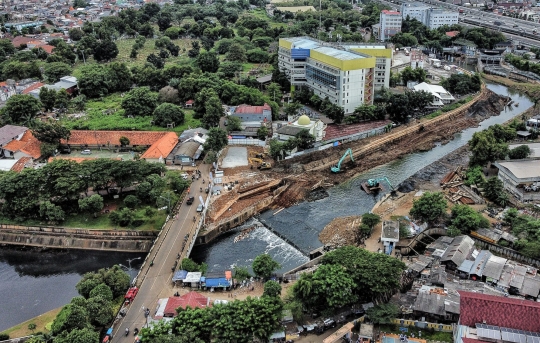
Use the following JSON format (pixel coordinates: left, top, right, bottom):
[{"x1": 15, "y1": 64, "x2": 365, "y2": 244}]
[
  {"x1": 379, "y1": 10, "x2": 402, "y2": 42},
  {"x1": 381, "y1": 220, "x2": 399, "y2": 255},
  {"x1": 494, "y1": 159, "x2": 540, "y2": 204},
  {"x1": 401, "y1": 1, "x2": 458, "y2": 29},
  {"x1": 278, "y1": 37, "x2": 393, "y2": 113},
  {"x1": 276, "y1": 115, "x2": 326, "y2": 142},
  {"x1": 413, "y1": 82, "x2": 455, "y2": 106}
]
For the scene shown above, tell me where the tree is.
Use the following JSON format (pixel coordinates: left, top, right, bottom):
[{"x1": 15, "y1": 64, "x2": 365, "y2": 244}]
[
  {"x1": 484, "y1": 176, "x2": 507, "y2": 205},
  {"x1": 252, "y1": 254, "x2": 280, "y2": 279},
  {"x1": 284, "y1": 102, "x2": 302, "y2": 118},
  {"x1": 121, "y1": 86, "x2": 158, "y2": 117},
  {"x1": 44, "y1": 62, "x2": 72, "y2": 83},
  {"x1": 202, "y1": 96, "x2": 224, "y2": 128},
  {"x1": 410, "y1": 192, "x2": 448, "y2": 224},
  {"x1": 469, "y1": 129, "x2": 510, "y2": 166},
  {"x1": 53, "y1": 328, "x2": 99, "y2": 343},
  {"x1": 51, "y1": 304, "x2": 90, "y2": 335},
  {"x1": 508, "y1": 145, "x2": 531, "y2": 159},
  {"x1": 366, "y1": 303, "x2": 399, "y2": 324},
  {"x1": 39, "y1": 87, "x2": 57, "y2": 112},
  {"x1": 226, "y1": 43, "x2": 246, "y2": 62},
  {"x1": 71, "y1": 95, "x2": 87, "y2": 111},
  {"x1": 180, "y1": 258, "x2": 203, "y2": 272},
  {"x1": 109, "y1": 207, "x2": 136, "y2": 226},
  {"x1": 1, "y1": 94, "x2": 41, "y2": 125},
  {"x1": 124, "y1": 194, "x2": 140, "y2": 209},
  {"x1": 78, "y1": 64, "x2": 112, "y2": 98},
  {"x1": 86, "y1": 295, "x2": 114, "y2": 327},
  {"x1": 55, "y1": 89, "x2": 70, "y2": 111},
  {"x1": 78, "y1": 194, "x2": 104, "y2": 217},
  {"x1": 39, "y1": 201, "x2": 65, "y2": 223},
  {"x1": 246, "y1": 48, "x2": 269, "y2": 63},
  {"x1": 88, "y1": 283, "x2": 113, "y2": 302},
  {"x1": 73, "y1": 0, "x2": 89, "y2": 7},
  {"x1": 196, "y1": 51, "x2": 220, "y2": 73},
  {"x1": 448, "y1": 204, "x2": 490, "y2": 235},
  {"x1": 257, "y1": 126, "x2": 269, "y2": 140},
  {"x1": 119, "y1": 136, "x2": 130, "y2": 146},
  {"x1": 362, "y1": 213, "x2": 381, "y2": 229},
  {"x1": 295, "y1": 129, "x2": 315, "y2": 149},
  {"x1": 153, "y1": 103, "x2": 185, "y2": 127},
  {"x1": 188, "y1": 41, "x2": 201, "y2": 58},
  {"x1": 203, "y1": 128, "x2": 228, "y2": 152},
  {"x1": 147, "y1": 53, "x2": 165, "y2": 69},
  {"x1": 263, "y1": 280, "x2": 282, "y2": 298},
  {"x1": 158, "y1": 86, "x2": 180, "y2": 104},
  {"x1": 358, "y1": 223, "x2": 372, "y2": 238},
  {"x1": 32, "y1": 122, "x2": 71, "y2": 144},
  {"x1": 227, "y1": 116, "x2": 242, "y2": 132},
  {"x1": 233, "y1": 266, "x2": 251, "y2": 282},
  {"x1": 93, "y1": 40, "x2": 118, "y2": 62},
  {"x1": 28, "y1": 323, "x2": 37, "y2": 333}
]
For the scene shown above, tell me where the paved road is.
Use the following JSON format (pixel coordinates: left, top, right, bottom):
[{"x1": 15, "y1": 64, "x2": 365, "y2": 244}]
[{"x1": 113, "y1": 163, "x2": 212, "y2": 342}]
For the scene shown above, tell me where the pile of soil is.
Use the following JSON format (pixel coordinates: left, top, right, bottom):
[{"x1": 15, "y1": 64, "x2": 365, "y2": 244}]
[{"x1": 319, "y1": 216, "x2": 362, "y2": 248}]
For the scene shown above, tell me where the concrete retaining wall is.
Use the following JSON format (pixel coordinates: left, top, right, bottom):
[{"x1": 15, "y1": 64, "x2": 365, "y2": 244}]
[{"x1": 0, "y1": 226, "x2": 157, "y2": 252}]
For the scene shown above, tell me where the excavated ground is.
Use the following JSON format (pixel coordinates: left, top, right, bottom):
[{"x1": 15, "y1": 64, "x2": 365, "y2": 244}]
[{"x1": 207, "y1": 88, "x2": 508, "y2": 224}]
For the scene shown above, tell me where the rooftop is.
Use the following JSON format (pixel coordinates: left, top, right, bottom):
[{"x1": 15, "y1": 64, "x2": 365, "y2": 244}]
[
  {"x1": 163, "y1": 291, "x2": 210, "y2": 317},
  {"x1": 313, "y1": 46, "x2": 366, "y2": 61},
  {"x1": 140, "y1": 132, "x2": 178, "y2": 160},
  {"x1": 0, "y1": 125, "x2": 27, "y2": 146},
  {"x1": 496, "y1": 160, "x2": 540, "y2": 179},
  {"x1": 3, "y1": 131, "x2": 41, "y2": 159},
  {"x1": 233, "y1": 103, "x2": 271, "y2": 115},
  {"x1": 382, "y1": 220, "x2": 399, "y2": 240},
  {"x1": 382, "y1": 10, "x2": 401, "y2": 15}
]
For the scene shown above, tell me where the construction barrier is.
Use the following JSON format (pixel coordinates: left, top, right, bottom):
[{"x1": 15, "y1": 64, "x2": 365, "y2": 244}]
[{"x1": 390, "y1": 319, "x2": 454, "y2": 332}]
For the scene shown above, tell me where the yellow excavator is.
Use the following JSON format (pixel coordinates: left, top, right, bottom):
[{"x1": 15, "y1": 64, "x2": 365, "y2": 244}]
[{"x1": 248, "y1": 158, "x2": 272, "y2": 170}]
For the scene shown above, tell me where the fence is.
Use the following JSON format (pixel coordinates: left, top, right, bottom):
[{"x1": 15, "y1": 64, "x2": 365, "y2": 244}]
[
  {"x1": 228, "y1": 138, "x2": 266, "y2": 146},
  {"x1": 390, "y1": 319, "x2": 454, "y2": 333}
]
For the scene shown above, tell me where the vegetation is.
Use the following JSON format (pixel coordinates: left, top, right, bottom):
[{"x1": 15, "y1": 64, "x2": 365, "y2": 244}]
[
  {"x1": 448, "y1": 204, "x2": 490, "y2": 235},
  {"x1": 409, "y1": 192, "x2": 448, "y2": 225},
  {"x1": 469, "y1": 124, "x2": 515, "y2": 166},
  {"x1": 252, "y1": 254, "x2": 281, "y2": 279},
  {"x1": 441, "y1": 73, "x2": 482, "y2": 96}
]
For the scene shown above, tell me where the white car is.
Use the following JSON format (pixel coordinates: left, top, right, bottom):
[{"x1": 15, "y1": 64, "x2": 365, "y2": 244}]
[
  {"x1": 196, "y1": 204, "x2": 204, "y2": 212},
  {"x1": 81, "y1": 149, "x2": 92, "y2": 155}
]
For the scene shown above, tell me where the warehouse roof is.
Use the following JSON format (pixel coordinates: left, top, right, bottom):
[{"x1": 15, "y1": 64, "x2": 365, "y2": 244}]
[
  {"x1": 495, "y1": 160, "x2": 540, "y2": 179},
  {"x1": 313, "y1": 46, "x2": 365, "y2": 60}
]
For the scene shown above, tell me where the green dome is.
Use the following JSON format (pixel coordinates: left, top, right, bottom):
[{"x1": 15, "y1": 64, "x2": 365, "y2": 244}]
[{"x1": 297, "y1": 115, "x2": 310, "y2": 126}]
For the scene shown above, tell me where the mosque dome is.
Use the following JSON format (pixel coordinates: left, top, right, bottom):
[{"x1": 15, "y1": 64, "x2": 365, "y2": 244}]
[{"x1": 297, "y1": 115, "x2": 311, "y2": 126}]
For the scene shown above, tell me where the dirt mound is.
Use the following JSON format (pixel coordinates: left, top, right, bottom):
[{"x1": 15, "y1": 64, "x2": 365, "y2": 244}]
[
  {"x1": 468, "y1": 89, "x2": 508, "y2": 118},
  {"x1": 319, "y1": 216, "x2": 362, "y2": 248},
  {"x1": 397, "y1": 180, "x2": 416, "y2": 193}
]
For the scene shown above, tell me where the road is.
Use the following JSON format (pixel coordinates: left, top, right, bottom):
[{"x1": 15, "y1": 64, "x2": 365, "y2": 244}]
[{"x1": 113, "y1": 163, "x2": 212, "y2": 342}]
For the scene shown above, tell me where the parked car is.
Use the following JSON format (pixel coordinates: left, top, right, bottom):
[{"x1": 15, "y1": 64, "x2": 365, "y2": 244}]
[
  {"x1": 197, "y1": 204, "x2": 204, "y2": 212},
  {"x1": 81, "y1": 149, "x2": 92, "y2": 155},
  {"x1": 323, "y1": 318, "x2": 336, "y2": 329},
  {"x1": 186, "y1": 196, "x2": 194, "y2": 205}
]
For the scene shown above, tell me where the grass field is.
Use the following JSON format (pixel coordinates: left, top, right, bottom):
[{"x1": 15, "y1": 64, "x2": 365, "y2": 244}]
[
  {"x1": 61, "y1": 93, "x2": 201, "y2": 132},
  {"x1": 1, "y1": 307, "x2": 61, "y2": 339}
]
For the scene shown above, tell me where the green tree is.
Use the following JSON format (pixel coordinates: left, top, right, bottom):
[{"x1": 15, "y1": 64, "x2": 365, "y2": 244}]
[
  {"x1": 227, "y1": 115, "x2": 242, "y2": 132},
  {"x1": 78, "y1": 64, "x2": 113, "y2": 98},
  {"x1": 119, "y1": 136, "x2": 130, "y2": 146},
  {"x1": 121, "y1": 86, "x2": 158, "y2": 117},
  {"x1": 508, "y1": 145, "x2": 531, "y2": 159},
  {"x1": 257, "y1": 126, "x2": 269, "y2": 140},
  {"x1": 55, "y1": 89, "x2": 70, "y2": 111},
  {"x1": 203, "y1": 127, "x2": 228, "y2": 152},
  {"x1": 28, "y1": 323, "x2": 36, "y2": 333},
  {"x1": 51, "y1": 304, "x2": 90, "y2": 335},
  {"x1": 78, "y1": 194, "x2": 104, "y2": 217},
  {"x1": 32, "y1": 121, "x2": 71, "y2": 145},
  {"x1": 225, "y1": 43, "x2": 246, "y2": 62},
  {"x1": 410, "y1": 192, "x2": 448, "y2": 224},
  {"x1": 196, "y1": 51, "x2": 220, "y2": 73},
  {"x1": 263, "y1": 280, "x2": 282, "y2": 298},
  {"x1": 88, "y1": 283, "x2": 113, "y2": 301},
  {"x1": 86, "y1": 295, "x2": 113, "y2": 327},
  {"x1": 109, "y1": 207, "x2": 136, "y2": 227},
  {"x1": 1, "y1": 94, "x2": 41, "y2": 125},
  {"x1": 181, "y1": 258, "x2": 202, "y2": 272},
  {"x1": 39, "y1": 87, "x2": 57, "y2": 112},
  {"x1": 366, "y1": 303, "x2": 399, "y2": 324},
  {"x1": 53, "y1": 328, "x2": 99, "y2": 343},
  {"x1": 469, "y1": 129, "x2": 509, "y2": 166},
  {"x1": 202, "y1": 96, "x2": 223, "y2": 129},
  {"x1": 448, "y1": 204, "x2": 490, "y2": 234},
  {"x1": 124, "y1": 194, "x2": 140, "y2": 209},
  {"x1": 484, "y1": 176, "x2": 507, "y2": 205},
  {"x1": 39, "y1": 201, "x2": 65, "y2": 223},
  {"x1": 283, "y1": 102, "x2": 302, "y2": 118},
  {"x1": 362, "y1": 212, "x2": 381, "y2": 228},
  {"x1": 295, "y1": 129, "x2": 315, "y2": 149},
  {"x1": 266, "y1": 82, "x2": 282, "y2": 103},
  {"x1": 252, "y1": 254, "x2": 280, "y2": 279},
  {"x1": 358, "y1": 223, "x2": 372, "y2": 239},
  {"x1": 93, "y1": 40, "x2": 119, "y2": 62},
  {"x1": 44, "y1": 62, "x2": 72, "y2": 83},
  {"x1": 233, "y1": 266, "x2": 252, "y2": 282},
  {"x1": 153, "y1": 103, "x2": 185, "y2": 127},
  {"x1": 71, "y1": 95, "x2": 87, "y2": 111}
]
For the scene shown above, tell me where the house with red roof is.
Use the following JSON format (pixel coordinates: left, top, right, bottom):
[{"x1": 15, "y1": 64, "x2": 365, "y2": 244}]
[
  {"x1": 3, "y1": 131, "x2": 42, "y2": 160},
  {"x1": 455, "y1": 291, "x2": 540, "y2": 343},
  {"x1": 162, "y1": 291, "x2": 211, "y2": 317},
  {"x1": 231, "y1": 103, "x2": 272, "y2": 123}
]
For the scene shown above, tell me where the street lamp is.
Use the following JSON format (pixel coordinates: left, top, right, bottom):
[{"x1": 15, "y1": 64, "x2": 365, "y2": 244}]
[
  {"x1": 126, "y1": 257, "x2": 141, "y2": 272},
  {"x1": 159, "y1": 195, "x2": 171, "y2": 214}
]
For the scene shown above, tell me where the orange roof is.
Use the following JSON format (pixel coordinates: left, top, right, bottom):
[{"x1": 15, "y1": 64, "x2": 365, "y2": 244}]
[
  {"x1": 11, "y1": 157, "x2": 32, "y2": 172},
  {"x1": 22, "y1": 82, "x2": 44, "y2": 94},
  {"x1": 446, "y1": 31, "x2": 460, "y2": 37},
  {"x1": 40, "y1": 45, "x2": 55, "y2": 54},
  {"x1": 64, "y1": 130, "x2": 174, "y2": 147},
  {"x1": 3, "y1": 131, "x2": 41, "y2": 159},
  {"x1": 141, "y1": 132, "x2": 178, "y2": 160}
]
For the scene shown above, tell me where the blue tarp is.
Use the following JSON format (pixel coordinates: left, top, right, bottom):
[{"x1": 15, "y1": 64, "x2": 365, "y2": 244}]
[
  {"x1": 172, "y1": 270, "x2": 188, "y2": 282},
  {"x1": 204, "y1": 277, "x2": 231, "y2": 288}
]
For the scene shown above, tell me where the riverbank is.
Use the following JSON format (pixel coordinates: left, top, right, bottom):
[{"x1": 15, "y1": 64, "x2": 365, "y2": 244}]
[
  {"x1": 1, "y1": 307, "x2": 60, "y2": 338},
  {"x1": 482, "y1": 73, "x2": 540, "y2": 101}
]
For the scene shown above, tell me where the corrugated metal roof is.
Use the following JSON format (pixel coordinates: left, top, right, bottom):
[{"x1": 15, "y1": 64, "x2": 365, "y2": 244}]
[{"x1": 313, "y1": 46, "x2": 365, "y2": 60}]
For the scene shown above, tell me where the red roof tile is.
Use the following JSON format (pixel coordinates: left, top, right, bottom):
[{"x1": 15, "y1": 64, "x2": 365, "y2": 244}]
[
  {"x1": 163, "y1": 291, "x2": 210, "y2": 317},
  {"x1": 4, "y1": 131, "x2": 41, "y2": 159},
  {"x1": 64, "y1": 130, "x2": 172, "y2": 147},
  {"x1": 324, "y1": 120, "x2": 391, "y2": 141},
  {"x1": 382, "y1": 10, "x2": 401, "y2": 15},
  {"x1": 458, "y1": 291, "x2": 540, "y2": 332},
  {"x1": 11, "y1": 36, "x2": 34, "y2": 47},
  {"x1": 141, "y1": 132, "x2": 178, "y2": 160},
  {"x1": 22, "y1": 82, "x2": 44, "y2": 94},
  {"x1": 185, "y1": 100, "x2": 194, "y2": 105},
  {"x1": 462, "y1": 338, "x2": 491, "y2": 343},
  {"x1": 10, "y1": 156, "x2": 32, "y2": 172},
  {"x1": 446, "y1": 31, "x2": 460, "y2": 38},
  {"x1": 40, "y1": 45, "x2": 55, "y2": 54},
  {"x1": 234, "y1": 103, "x2": 271, "y2": 115}
]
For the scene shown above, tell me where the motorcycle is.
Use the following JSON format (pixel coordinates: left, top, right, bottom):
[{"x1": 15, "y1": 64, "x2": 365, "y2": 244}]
[
  {"x1": 125, "y1": 328, "x2": 129, "y2": 336},
  {"x1": 134, "y1": 328, "x2": 139, "y2": 336}
]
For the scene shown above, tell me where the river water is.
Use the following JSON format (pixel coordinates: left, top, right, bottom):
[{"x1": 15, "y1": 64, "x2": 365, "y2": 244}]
[
  {"x1": 191, "y1": 83, "x2": 533, "y2": 271},
  {"x1": 0, "y1": 249, "x2": 145, "y2": 331},
  {"x1": 0, "y1": 83, "x2": 531, "y2": 332}
]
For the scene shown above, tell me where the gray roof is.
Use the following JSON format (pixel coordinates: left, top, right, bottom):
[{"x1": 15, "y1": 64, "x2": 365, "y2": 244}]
[
  {"x1": 414, "y1": 292, "x2": 446, "y2": 316},
  {"x1": 179, "y1": 128, "x2": 208, "y2": 142},
  {"x1": 409, "y1": 255, "x2": 434, "y2": 273},
  {"x1": 429, "y1": 268, "x2": 447, "y2": 286},
  {"x1": 382, "y1": 220, "x2": 399, "y2": 240},
  {"x1": 276, "y1": 125, "x2": 305, "y2": 136},
  {"x1": 256, "y1": 74, "x2": 272, "y2": 84},
  {"x1": 475, "y1": 228, "x2": 501, "y2": 243},
  {"x1": 441, "y1": 235, "x2": 475, "y2": 267},
  {"x1": 444, "y1": 296, "x2": 460, "y2": 314},
  {"x1": 483, "y1": 255, "x2": 507, "y2": 280},
  {"x1": 0, "y1": 125, "x2": 27, "y2": 146},
  {"x1": 470, "y1": 250, "x2": 492, "y2": 277},
  {"x1": 426, "y1": 236, "x2": 454, "y2": 252},
  {"x1": 172, "y1": 141, "x2": 200, "y2": 159},
  {"x1": 458, "y1": 259, "x2": 474, "y2": 274},
  {"x1": 520, "y1": 276, "x2": 540, "y2": 297}
]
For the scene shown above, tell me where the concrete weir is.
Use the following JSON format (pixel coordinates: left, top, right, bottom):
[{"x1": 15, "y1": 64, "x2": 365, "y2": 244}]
[{"x1": 0, "y1": 225, "x2": 157, "y2": 252}]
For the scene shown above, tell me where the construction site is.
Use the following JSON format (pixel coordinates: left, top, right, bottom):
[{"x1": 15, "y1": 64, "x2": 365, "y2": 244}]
[{"x1": 198, "y1": 84, "x2": 511, "y2": 245}]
